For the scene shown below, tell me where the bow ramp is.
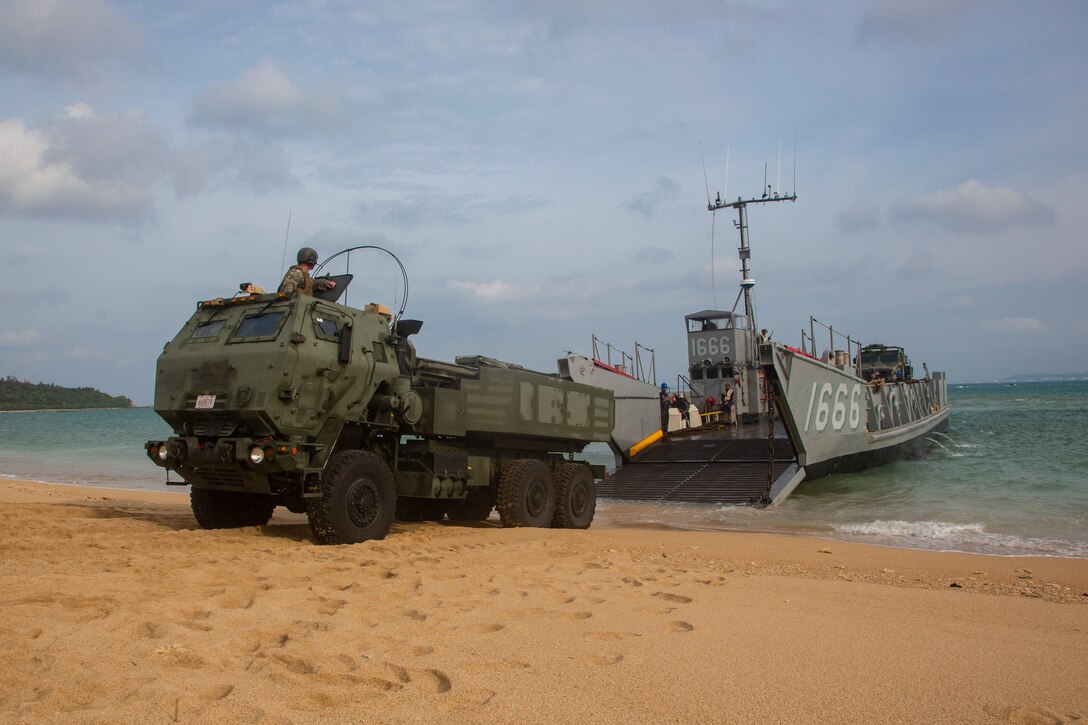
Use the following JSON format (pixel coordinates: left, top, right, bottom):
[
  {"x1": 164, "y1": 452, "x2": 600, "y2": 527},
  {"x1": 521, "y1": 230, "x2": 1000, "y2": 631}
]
[
  {"x1": 558, "y1": 354, "x2": 803, "y2": 506},
  {"x1": 597, "y1": 423, "x2": 800, "y2": 506}
]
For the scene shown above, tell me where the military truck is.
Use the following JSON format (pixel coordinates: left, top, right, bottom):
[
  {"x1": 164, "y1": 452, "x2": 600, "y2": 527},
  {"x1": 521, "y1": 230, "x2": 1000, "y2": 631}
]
[
  {"x1": 858, "y1": 343, "x2": 913, "y2": 382},
  {"x1": 145, "y1": 265, "x2": 613, "y2": 545}
]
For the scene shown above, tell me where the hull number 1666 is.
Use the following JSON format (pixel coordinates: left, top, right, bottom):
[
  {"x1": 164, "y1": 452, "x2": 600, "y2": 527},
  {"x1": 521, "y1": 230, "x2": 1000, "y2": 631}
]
[{"x1": 803, "y1": 382, "x2": 862, "y2": 433}]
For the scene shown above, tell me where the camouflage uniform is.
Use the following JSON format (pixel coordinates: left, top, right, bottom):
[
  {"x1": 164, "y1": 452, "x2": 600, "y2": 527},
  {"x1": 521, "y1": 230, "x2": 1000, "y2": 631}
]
[{"x1": 278, "y1": 266, "x2": 332, "y2": 296}]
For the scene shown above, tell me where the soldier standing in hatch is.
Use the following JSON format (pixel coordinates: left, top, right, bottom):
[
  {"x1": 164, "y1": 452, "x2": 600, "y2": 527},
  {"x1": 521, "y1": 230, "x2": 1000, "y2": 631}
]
[{"x1": 279, "y1": 247, "x2": 337, "y2": 296}]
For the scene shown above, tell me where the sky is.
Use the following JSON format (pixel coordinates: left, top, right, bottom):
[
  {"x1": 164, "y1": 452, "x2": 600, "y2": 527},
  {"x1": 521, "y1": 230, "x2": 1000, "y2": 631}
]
[{"x1": 1, "y1": 0, "x2": 1086, "y2": 405}]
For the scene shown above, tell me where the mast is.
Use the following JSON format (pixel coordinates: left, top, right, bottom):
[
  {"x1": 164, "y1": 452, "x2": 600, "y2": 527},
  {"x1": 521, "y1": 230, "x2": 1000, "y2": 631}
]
[
  {"x1": 707, "y1": 189, "x2": 797, "y2": 361},
  {"x1": 706, "y1": 187, "x2": 796, "y2": 419}
]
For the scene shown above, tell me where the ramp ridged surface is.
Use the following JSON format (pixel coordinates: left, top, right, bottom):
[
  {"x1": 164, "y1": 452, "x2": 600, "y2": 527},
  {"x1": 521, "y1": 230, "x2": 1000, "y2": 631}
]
[{"x1": 598, "y1": 432, "x2": 797, "y2": 506}]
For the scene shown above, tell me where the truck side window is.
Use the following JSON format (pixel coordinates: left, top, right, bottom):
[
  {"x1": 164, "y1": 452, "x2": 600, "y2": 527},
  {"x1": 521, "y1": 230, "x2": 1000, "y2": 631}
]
[{"x1": 314, "y1": 314, "x2": 340, "y2": 342}]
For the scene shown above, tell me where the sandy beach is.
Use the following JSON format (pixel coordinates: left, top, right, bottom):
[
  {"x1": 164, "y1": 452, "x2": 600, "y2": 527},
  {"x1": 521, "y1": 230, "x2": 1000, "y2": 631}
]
[{"x1": 0, "y1": 479, "x2": 1085, "y2": 724}]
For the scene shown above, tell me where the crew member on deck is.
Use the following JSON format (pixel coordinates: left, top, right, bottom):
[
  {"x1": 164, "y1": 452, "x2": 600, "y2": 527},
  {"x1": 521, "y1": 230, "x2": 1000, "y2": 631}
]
[
  {"x1": 722, "y1": 384, "x2": 736, "y2": 425},
  {"x1": 659, "y1": 383, "x2": 671, "y2": 432}
]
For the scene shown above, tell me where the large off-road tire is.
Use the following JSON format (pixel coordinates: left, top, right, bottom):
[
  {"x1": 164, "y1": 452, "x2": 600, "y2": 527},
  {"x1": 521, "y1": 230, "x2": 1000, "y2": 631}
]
[
  {"x1": 447, "y1": 487, "x2": 494, "y2": 522},
  {"x1": 497, "y1": 459, "x2": 556, "y2": 528},
  {"x1": 396, "y1": 497, "x2": 448, "y2": 522},
  {"x1": 551, "y1": 463, "x2": 596, "y2": 529},
  {"x1": 190, "y1": 488, "x2": 275, "y2": 529},
  {"x1": 306, "y1": 450, "x2": 396, "y2": 545}
]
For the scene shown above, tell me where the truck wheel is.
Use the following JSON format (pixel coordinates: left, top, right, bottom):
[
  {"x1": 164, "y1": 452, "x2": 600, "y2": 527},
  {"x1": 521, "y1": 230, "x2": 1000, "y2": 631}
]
[
  {"x1": 191, "y1": 488, "x2": 275, "y2": 529},
  {"x1": 447, "y1": 487, "x2": 494, "y2": 522},
  {"x1": 552, "y1": 463, "x2": 596, "y2": 529},
  {"x1": 497, "y1": 459, "x2": 556, "y2": 528},
  {"x1": 307, "y1": 450, "x2": 396, "y2": 545}
]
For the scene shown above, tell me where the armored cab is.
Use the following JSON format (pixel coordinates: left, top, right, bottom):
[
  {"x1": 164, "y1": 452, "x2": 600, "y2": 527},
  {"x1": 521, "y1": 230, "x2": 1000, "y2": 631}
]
[{"x1": 146, "y1": 278, "x2": 613, "y2": 544}]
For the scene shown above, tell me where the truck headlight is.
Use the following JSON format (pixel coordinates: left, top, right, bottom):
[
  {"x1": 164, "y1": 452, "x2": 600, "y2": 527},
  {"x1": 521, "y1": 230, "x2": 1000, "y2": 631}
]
[{"x1": 248, "y1": 445, "x2": 265, "y2": 465}]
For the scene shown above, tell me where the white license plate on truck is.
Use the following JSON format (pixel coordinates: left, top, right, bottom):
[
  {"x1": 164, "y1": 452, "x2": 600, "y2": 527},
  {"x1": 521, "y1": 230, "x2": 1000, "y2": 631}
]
[{"x1": 195, "y1": 394, "x2": 216, "y2": 409}]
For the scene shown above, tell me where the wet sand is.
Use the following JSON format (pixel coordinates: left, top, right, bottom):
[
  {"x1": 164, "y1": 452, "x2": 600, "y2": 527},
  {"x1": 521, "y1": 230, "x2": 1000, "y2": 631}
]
[{"x1": 1, "y1": 479, "x2": 1085, "y2": 724}]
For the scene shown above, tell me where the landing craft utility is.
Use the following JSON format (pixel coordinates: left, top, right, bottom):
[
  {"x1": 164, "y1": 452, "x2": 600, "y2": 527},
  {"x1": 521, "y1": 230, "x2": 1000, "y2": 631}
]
[
  {"x1": 573, "y1": 181, "x2": 950, "y2": 506},
  {"x1": 146, "y1": 247, "x2": 613, "y2": 544}
]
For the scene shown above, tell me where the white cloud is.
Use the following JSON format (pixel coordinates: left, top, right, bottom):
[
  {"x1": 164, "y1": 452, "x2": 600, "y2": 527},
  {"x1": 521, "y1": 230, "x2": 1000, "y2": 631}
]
[
  {"x1": 0, "y1": 0, "x2": 147, "y2": 80},
  {"x1": 191, "y1": 59, "x2": 346, "y2": 136},
  {"x1": 890, "y1": 180, "x2": 1054, "y2": 234},
  {"x1": 981, "y1": 317, "x2": 1044, "y2": 334},
  {"x1": 0, "y1": 329, "x2": 41, "y2": 347},
  {"x1": 0, "y1": 106, "x2": 161, "y2": 221},
  {"x1": 448, "y1": 280, "x2": 519, "y2": 300}
]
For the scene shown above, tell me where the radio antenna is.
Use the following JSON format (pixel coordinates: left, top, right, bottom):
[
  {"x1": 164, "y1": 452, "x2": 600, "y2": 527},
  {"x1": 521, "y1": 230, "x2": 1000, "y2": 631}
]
[
  {"x1": 724, "y1": 146, "x2": 730, "y2": 201},
  {"x1": 792, "y1": 130, "x2": 798, "y2": 196},
  {"x1": 279, "y1": 210, "x2": 292, "y2": 277},
  {"x1": 700, "y1": 142, "x2": 711, "y2": 207},
  {"x1": 776, "y1": 140, "x2": 782, "y2": 196},
  {"x1": 710, "y1": 210, "x2": 718, "y2": 308}
]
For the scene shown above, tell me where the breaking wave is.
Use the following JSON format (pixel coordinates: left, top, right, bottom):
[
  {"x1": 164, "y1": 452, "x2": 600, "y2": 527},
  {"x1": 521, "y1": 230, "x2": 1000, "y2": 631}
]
[{"x1": 831, "y1": 520, "x2": 1088, "y2": 558}]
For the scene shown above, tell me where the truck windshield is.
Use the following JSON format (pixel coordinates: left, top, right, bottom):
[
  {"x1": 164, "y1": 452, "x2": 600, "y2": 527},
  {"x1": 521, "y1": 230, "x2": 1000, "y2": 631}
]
[
  {"x1": 190, "y1": 320, "x2": 226, "y2": 340},
  {"x1": 234, "y1": 312, "x2": 286, "y2": 340}
]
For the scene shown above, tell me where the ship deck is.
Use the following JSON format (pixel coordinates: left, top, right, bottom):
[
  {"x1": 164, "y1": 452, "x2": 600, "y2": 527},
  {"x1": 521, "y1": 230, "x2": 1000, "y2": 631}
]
[{"x1": 597, "y1": 418, "x2": 797, "y2": 505}]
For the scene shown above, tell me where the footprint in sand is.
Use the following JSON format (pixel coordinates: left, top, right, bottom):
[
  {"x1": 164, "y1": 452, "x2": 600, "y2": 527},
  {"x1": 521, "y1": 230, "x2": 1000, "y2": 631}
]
[
  {"x1": 565, "y1": 611, "x2": 593, "y2": 620},
  {"x1": 415, "y1": 668, "x2": 452, "y2": 693},
  {"x1": 314, "y1": 596, "x2": 347, "y2": 616},
  {"x1": 217, "y1": 594, "x2": 254, "y2": 610},
  {"x1": 403, "y1": 609, "x2": 428, "y2": 621},
  {"x1": 389, "y1": 644, "x2": 434, "y2": 658},
  {"x1": 453, "y1": 687, "x2": 497, "y2": 707},
  {"x1": 589, "y1": 654, "x2": 624, "y2": 666},
  {"x1": 201, "y1": 684, "x2": 234, "y2": 701},
  {"x1": 585, "y1": 631, "x2": 640, "y2": 642},
  {"x1": 668, "y1": 621, "x2": 694, "y2": 632},
  {"x1": 270, "y1": 652, "x2": 316, "y2": 675},
  {"x1": 137, "y1": 622, "x2": 164, "y2": 639},
  {"x1": 652, "y1": 591, "x2": 693, "y2": 603},
  {"x1": 384, "y1": 662, "x2": 412, "y2": 683},
  {"x1": 637, "y1": 606, "x2": 675, "y2": 615},
  {"x1": 986, "y1": 705, "x2": 1080, "y2": 724},
  {"x1": 468, "y1": 623, "x2": 505, "y2": 634},
  {"x1": 293, "y1": 620, "x2": 330, "y2": 632}
]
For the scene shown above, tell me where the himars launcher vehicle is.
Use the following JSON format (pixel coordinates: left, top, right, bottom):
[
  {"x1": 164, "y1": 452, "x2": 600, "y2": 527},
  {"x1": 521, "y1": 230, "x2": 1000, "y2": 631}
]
[{"x1": 146, "y1": 250, "x2": 613, "y2": 545}]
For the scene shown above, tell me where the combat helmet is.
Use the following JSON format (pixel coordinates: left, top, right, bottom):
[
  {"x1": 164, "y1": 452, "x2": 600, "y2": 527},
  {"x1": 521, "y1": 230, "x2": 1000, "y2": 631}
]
[{"x1": 297, "y1": 247, "x2": 319, "y2": 266}]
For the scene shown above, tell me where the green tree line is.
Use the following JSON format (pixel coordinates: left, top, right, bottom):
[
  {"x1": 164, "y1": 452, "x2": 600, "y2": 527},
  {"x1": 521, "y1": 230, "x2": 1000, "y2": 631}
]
[{"x1": 0, "y1": 376, "x2": 134, "y2": 411}]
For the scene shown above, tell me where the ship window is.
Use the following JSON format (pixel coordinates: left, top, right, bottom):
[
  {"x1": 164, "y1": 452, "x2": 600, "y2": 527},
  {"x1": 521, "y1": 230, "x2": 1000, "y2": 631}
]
[
  {"x1": 190, "y1": 320, "x2": 226, "y2": 340},
  {"x1": 232, "y1": 312, "x2": 286, "y2": 341},
  {"x1": 690, "y1": 369, "x2": 704, "y2": 380},
  {"x1": 706, "y1": 368, "x2": 720, "y2": 379}
]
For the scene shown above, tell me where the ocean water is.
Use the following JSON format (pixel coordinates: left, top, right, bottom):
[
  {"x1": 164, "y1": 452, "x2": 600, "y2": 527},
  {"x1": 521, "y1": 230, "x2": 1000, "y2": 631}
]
[{"x1": 1, "y1": 381, "x2": 1086, "y2": 557}]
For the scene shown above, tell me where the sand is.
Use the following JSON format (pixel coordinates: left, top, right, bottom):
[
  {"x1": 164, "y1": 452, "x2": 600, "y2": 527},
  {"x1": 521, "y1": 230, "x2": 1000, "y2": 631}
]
[{"x1": 0, "y1": 479, "x2": 1085, "y2": 724}]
